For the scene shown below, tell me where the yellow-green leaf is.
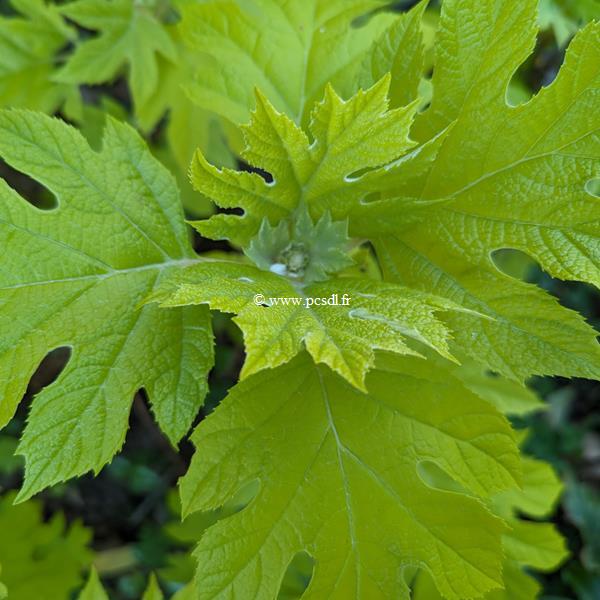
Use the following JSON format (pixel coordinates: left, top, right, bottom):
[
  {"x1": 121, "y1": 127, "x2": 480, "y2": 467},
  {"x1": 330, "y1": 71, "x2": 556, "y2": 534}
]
[{"x1": 181, "y1": 353, "x2": 519, "y2": 599}]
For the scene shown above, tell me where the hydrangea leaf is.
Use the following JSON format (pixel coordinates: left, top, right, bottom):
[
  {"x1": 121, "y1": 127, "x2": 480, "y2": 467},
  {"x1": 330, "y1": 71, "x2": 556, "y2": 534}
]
[
  {"x1": 0, "y1": 110, "x2": 213, "y2": 501},
  {"x1": 357, "y1": 0, "x2": 427, "y2": 108},
  {"x1": 180, "y1": 352, "x2": 519, "y2": 599},
  {"x1": 370, "y1": 5, "x2": 600, "y2": 382},
  {"x1": 412, "y1": 0, "x2": 538, "y2": 142},
  {"x1": 492, "y1": 456, "x2": 567, "y2": 590},
  {"x1": 0, "y1": 492, "x2": 93, "y2": 600},
  {"x1": 418, "y1": 350, "x2": 545, "y2": 416},
  {"x1": 494, "y1": 455, "x2": 564, "y2": 520},
  {"x1": 133, "y1": 13, "x2": 235, "y2": 216},
  {"x1": 148, "y1": 260, "x2": 469, "y2": 390},
  {"x1": 458, "y1": 369, "x2": 544, "y2": 415},
  {"x1": 405, "y1": 21, "x2": 600, "y2": 287},
  {"x1": 377, "y1": 237, "x2": 600, "y2": 382},
  {"x1": 55, "y1": 0, "x2": 177, "y2": 115},
  {"x1": 414, "y1": 452, "x2": 566, "y2": 600},
  {"x1": 180, "y1": 0, "x2": 402, "y2": 127},
  {"x1": 133, "y1": 6, "x2": 234, "y2": 163},
  {"x1": 191, "y1": 76, "x2": 418, "y2": 245},
  {"x1": 78, "y1": 568, "x2": 109, "y2": 600},
  {"x1": 0, "y1": 0, "x2": 77, "y2": 112}
]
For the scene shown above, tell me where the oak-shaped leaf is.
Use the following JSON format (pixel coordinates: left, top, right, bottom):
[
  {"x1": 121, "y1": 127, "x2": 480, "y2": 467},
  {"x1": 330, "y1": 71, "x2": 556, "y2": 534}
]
[
  {"x1": 370, "y1": 0, "x2": 600, "y2": 382},
  {"x1": 415, "y1": 443, "x2": 568, "y2": 600},
  {"x1": 148, "y1": 259, "x2": 471, "y2": 390},
  {"x1": 179, "y1": 352, "x2": 520, "y2": 599},
  {"x1": 55, "y1": 0, "x2": 178, "y2": 117},
  {"x1": 0, "y1": 111, "x2": 213, "y2": 500},
  {"x1": 190, "y1": 75, "x2": 419, "y2": 246},
  {"x1": 0, "y1": 0, "x2": 77, "y2": 112}
]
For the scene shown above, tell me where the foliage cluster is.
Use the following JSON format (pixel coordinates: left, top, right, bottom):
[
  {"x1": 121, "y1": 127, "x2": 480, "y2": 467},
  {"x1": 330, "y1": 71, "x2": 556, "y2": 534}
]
[{"x1": 0, "y1": 0, "x2": 598, "y2": 598}]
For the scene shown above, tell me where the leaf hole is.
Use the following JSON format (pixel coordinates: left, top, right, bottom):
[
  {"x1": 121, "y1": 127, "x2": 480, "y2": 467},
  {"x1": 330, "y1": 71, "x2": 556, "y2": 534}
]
[
  {"x1": 492, "y1": 250, "x2": 600, "y2": 326},
  {"x1": 391, "y1": 0, "x2": 424, "y2": 13},
  {"x1": 585, "y1": 178, "x2": 600, "y2": 198},
  {"x1": 359, "y1": 191, "x2": 381, "y2": 204},
  {"x1": 186, "y1": 479, "x2": 260, "y2": 533},
  {"x1": 416, "y1": 461, "x2": 466, "y2": 494},
  {"x1": 490, "y1": 248, "x2": 538, "y2": 281},
  {"x1": 0, "y1": 159, "x2": 58, "y2": 211},
  {"x1": 27, "y1": 347, "x2": 72, "y2": 398},
  {"x1": 506, "y1": 37, "x2": 564, "y2": 107},
  {"x1": 277, "y1": 550, "x2": 315, "y2": 599},
  {"x1": 346, "y1": 166, "x2": 375, "y2": 181},
  {"x1": 238, "y1": 158, "x2": 273, "y2": 184}
]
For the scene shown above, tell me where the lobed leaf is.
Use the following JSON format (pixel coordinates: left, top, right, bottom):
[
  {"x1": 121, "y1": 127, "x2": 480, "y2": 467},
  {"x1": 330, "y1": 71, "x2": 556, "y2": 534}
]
[
  {"x1": 78, "y1": 568, "x2": 108, "y2": 600},
  {"x1": 414, "y1": 451, "x2": 567, "y2": 600},
  {"x1": 56, "y1": 0, "x2": 177, "y2": 116},
  {"x1": 0, "y1": 111, "x2": 213, "y2": 500},
  {"x1": 0, "y1": 0, "x2": 77, "y2": 112},
  {"x1": 148, "y1": 260, "x2": 468, "y2": 390},
  {"x1": 191, "y1": 76, "x2": 418, "y2": 245},
  {"x1": 180, "y1": 352, "x2": 520, "y2": 599},
  {"x1": 371, "y1": 1, "x2": 600, "y2": 382},
  {"x1": 0, "y1": 492, "x2": 93, "y2": 600},
  {"x1": 180, "y1": 0, "x2": 403, "y2": 127}
]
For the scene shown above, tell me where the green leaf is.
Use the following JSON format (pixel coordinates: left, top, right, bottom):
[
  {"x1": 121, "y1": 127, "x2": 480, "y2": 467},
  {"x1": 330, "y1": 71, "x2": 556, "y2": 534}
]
[
  {"x1": 78, "y1": 569, "x2": 165, "y2": 600},
  {"x1": 414, "y1": 452, "x2": 567, "y2": 600},
  {"x1": 0, "y1": 110, "x2": 213, "y2": 500},
  {"x1": 539, "y1": 0, "x2": 600, "y2": 46},
  {"x1": 357, "y1": 0, "x2": 427, "y2": 108},
  {"x1": 149, "y1": 260, "x2": 469, "y2": 390},
  {"x1": 78, "y1": 568, "x2": 109, "y2": 600},
  {"x1": 171, "y1": 582, "x2": 197, "y2": 600},
  {"x1": 501, "y1": 520, "x2": 567, "y2": 572},
  {"x1": 0, "y1": 0, "x2": 77, "y2": 112},
  {"x1": 412, "y1": 0, "x2": 538, "y2": 142},
  {"x1": 409, "y1": 19, "x2": 600, "y2": 288},
  {"x1": 180, "y1": 352, "x2": 519, "y2": 599},
  {"x1": 142, "y1": 574, "x2": 164, "y2": 600},
  {"x1": 133, "y1": 6, "x2": 235, "y2": 171},
  {"x1": 0, "y1": 434, "x2": 22, "y2": 475},
  {"x1": 486, "y1": 456, "x2": 568, "y2": 599},
  {"x1": 0, "y1": 566, "x2": 6, "y2": 600},
  {"x1": 180, "y1": 0, "x2": 400, "y2": 127},
  {"x1": 0, "y1": 492, "x2": 93, "y2": 600},
  {"x1": 378, "y1": 238, "x2": 600, "y2": 382},
  {"x1": 494, "y1": 455, "x2": 564, "y2": 519},
  {"x1": 413, "y1": 349, "x2": 545, "y2": 416},
  {"x1": 191, "y1": 76, "x2": 418, "y2": 245},
  {"x1": 447, "y1": 360, "x2": 544, "y2": 416},
  {"x1": 372, "y1": 4, "x2": 600, "y2": 382},
  {"x1": 56, "y1": 0, "x2": 177, "y2": 115}
]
